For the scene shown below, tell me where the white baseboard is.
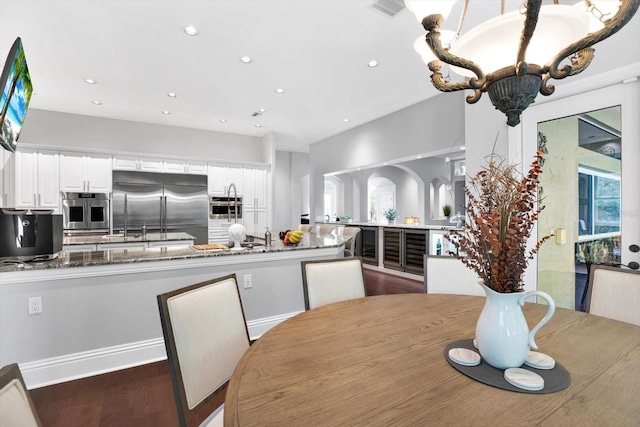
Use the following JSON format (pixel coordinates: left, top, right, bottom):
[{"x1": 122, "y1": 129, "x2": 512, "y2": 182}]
[{"x1": 21, "y1": 311, "x2": 300, "y2": 389}]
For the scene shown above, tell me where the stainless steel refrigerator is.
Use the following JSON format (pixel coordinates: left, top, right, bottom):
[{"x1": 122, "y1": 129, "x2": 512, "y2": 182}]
[{"x1": 112, "y1": 171, "x2": 208, "y2": 243}]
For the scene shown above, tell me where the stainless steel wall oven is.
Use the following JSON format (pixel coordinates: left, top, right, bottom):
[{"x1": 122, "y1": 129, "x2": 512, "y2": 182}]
[
  {"x1": 210, "y1": 196, "x2": 243, "y2": 220},
  {"x1": 61, "y1": 192, "x2": 110, "y2": 234}
]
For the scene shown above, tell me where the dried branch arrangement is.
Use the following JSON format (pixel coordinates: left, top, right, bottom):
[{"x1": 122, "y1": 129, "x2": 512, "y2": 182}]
[{"x1": 448, "y1": 151, "x2": 551, "y2": 293}]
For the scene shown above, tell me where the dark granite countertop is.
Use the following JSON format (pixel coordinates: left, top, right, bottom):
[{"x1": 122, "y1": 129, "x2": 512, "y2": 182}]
[{"x1": 0, "y1": 233, "x2": 346, "y2": 273}]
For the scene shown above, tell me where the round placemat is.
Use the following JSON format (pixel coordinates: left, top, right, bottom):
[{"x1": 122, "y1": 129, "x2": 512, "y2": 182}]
[{"x1": 444, "y1": 339, "x2": 570, "y2": 394}]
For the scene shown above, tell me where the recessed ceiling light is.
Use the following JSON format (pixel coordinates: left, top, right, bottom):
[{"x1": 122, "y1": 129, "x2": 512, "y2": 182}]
[
  {"x1": 445, "y1": 156, "x2": 451, "y2": 162},
  {"x1": 91, "y1": 100, "x2": 102, "y2": 105},
  {"x1": 259, "y1": 108, "x2": 266, "y2": 113},
  {"x1": 167, "y1": 92, "x2": 177, "y2": 98},
  {"x1": 417, "y1": 155, "x2": 422, "y2": 159},
  {"x1": 255, "y1": 124, "x2": 262, "y2": 128},
  {"x1": 183, "y1": 26, "x2": 198, "y2": 36},
  {"x1": 343, "y1": 118, "x2": 350, "y2": 122},
  {"x1": 383, "y1": 163, "x2": 388, "y2": 166},
  {"x1": 275, "y1": 88, "x2": 285, "y2": 94},
  {"x1": 461, "y1": 146, "x2": 466, "y2": 150},
  {"x1": 368, "y1": 60, "x2": 379, "y2": 68},
  {"x1": 219, "y1": 119, "x2": 227, "y2": 123},
  {"x1": 240, "y1": 56, "x2": 252, "y2": 63},
  {"x1": 84, "y1": 78, "x2": 97, "y2": 84},
  {"x1": 162, "y1": 110, "x2": 171, "y2": 115}
]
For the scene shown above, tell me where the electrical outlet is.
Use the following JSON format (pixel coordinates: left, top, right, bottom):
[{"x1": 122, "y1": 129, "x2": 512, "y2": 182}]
[
  {"x1": 28, "y1": 297, "x2": 43, "y2": 315},
  {"x1": 243, "y1": 274, "x2": 252, "y2": 289}
]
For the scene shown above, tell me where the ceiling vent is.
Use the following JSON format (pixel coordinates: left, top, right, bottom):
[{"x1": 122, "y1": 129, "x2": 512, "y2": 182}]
[{"x1": 369, "y1": 0, "x2": 406, "y2": 18}]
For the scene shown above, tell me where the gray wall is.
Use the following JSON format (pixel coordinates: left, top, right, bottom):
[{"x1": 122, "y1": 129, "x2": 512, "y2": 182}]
[
  {"x1": 20, "y1": 109, "x2": 267, "y2": 163},
  {"x1": 309, "y1": 92, "x2": 466, "y2": 222}
]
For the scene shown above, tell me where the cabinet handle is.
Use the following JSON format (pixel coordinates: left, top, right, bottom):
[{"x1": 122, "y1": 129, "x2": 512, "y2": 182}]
[{"x1": 38, "y1": 194, "x2": 41, "y2": 206}]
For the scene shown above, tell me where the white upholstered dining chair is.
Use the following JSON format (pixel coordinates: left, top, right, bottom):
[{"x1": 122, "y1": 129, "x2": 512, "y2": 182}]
[
  {"x1": 316, "y1": 225, "x2": 335, "y2": 236},
  {"x1": 298, "y1": 224, "x2": 313, "y2": 233},
  {"x1": 342, "y1": 227, "x2": 361, "y2": 257},
  {"x1": 424, "y1": 255, "x2": 485, "y2": 296},
  {"x1": 157, "y1": 274, "x2": 251, "y2": 427},
  {"x1": 301, "y1": 257, "x2": 367, "y2": 310},
  {"x1": 585, "y1": 264, "x2": 640, "y2": 326},
  {"x1": 0, "y1": 363, "x2": 43, "y2": 427}
]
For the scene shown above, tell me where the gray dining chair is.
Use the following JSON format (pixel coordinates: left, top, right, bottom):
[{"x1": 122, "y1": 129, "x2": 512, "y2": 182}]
[
  {"x1": 301, "y1": 257, "x2": 367, "y2": 310},
  {"x1": 0, "y1": 363, "x2": 43, "y2": 427},
  {"x1": 586, "y1": 264, "x2": 640, "y2": 326},
  {"x1": 424, "y1": 255, "x2": 484, "y2": 296},
  {"x1": 157, "y1": 274, "x2": 251, "y2": 427}
]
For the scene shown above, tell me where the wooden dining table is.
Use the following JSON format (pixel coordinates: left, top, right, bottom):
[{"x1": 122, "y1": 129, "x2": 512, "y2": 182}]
[{"x1": 224, "y1": 294, "x2": 640, "y2": 426}]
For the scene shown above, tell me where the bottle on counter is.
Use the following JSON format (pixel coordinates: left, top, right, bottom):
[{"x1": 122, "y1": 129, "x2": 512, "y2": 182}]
[
  {"x1": 142, "y1": 222, "x2": 147, "y2": 238},
  {"x1": 265, "y1": 227, "x2": 272, "y2": 247},
  {"x1": 436, "y1": 238, "x2": 442, "y2": 256}
]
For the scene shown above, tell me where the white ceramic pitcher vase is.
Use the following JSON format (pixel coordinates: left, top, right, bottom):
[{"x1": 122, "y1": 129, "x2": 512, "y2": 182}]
[{"x1": 475, "y1": 282, "x2": 556, "y2": 369}]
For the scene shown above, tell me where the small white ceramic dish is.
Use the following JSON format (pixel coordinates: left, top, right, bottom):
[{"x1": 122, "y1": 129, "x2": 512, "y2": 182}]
[{"x1": 504, "y1": 368, "x2": 544, "y2": 391}]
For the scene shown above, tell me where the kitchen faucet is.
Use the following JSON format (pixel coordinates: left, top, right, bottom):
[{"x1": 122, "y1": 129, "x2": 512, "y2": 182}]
[{"x1": 227, "y1": 183, "x2": 238, "y2": 224}]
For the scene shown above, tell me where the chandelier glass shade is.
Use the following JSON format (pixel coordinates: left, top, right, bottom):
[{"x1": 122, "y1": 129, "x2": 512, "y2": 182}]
[{"x1": 407, "y1": 0, "x2": 640, "y2": 126}]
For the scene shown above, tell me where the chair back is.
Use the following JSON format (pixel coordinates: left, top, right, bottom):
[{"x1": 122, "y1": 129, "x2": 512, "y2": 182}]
[
  {"x1": 316, "y1": 225, "x2": 335, "y2": 236},
  {"x1": 586, "y1": 264, "x2": 640, "y2": 326},
  {"x1": 299, "y1": 224, "x2": 313, "y2": 233},
  {"x1": 342, "y1": 227, "x2": 361, "y2": 257},
  {"x1": 0, "y1": 363, "x2": 42, "y2": 427},
  {"x1": 158, "y1": 274, "x2": 250, "y2": 427},
  {"x1": 424, "y1": 255, "x2": 484, "y2": 296},
  {"x1": 301, "y1": 258, "x2": 366, "y2": 310}
]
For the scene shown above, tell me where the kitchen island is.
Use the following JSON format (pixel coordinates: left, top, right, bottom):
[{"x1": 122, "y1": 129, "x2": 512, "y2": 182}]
[
  {"x1": 0, "y1": 233, "x2": 347, "y2": 387},
  {"x1": 62, "y1": 231, "x2": 197, "y2": 252},
  {"x1": 317, "y1": 221, "x2": 462, "y2": 275}
]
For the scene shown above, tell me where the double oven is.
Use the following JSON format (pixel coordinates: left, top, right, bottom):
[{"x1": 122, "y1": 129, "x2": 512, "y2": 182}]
[
  {"x1": 210, "y1": 196, "x2": 243, "y2": 220},
  {"x1": 61, "y1": 192, "x2": 110, "y2": 234}
]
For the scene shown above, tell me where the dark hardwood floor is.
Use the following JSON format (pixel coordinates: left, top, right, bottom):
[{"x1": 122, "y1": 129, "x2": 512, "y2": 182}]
[{"x1": 29, "y1": 268, "x2": 423, "y2": 427}]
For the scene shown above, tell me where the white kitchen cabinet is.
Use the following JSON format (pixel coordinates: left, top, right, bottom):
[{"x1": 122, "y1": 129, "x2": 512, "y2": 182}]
[
  {"x1": 3, "y1": 148, "x2": 60, "y2": 210},
  {"x1": 244, "y1": 208, "x2": 268, "y2": 237},
  {"x1": 164, "y1": 159, "x2": 207, "y2": 175},
  {"x1": 113, "y1": 155, "x2": 163, "y2": 172},
  {"x1": 208, "y1": 221, "x2": 233, "y2": 244},
  {"x1": 243, "y1": 167, "x2": 267, "y2": 209},
  {"x1": 208, "y1": 163, "x2": 244, "y2": 195},
  {"x1": 60, "y1": 152, "x2": 112, "y2": 193},
  {"x1": 243, "y1": 166, "x2": 268, "y2": 236}
]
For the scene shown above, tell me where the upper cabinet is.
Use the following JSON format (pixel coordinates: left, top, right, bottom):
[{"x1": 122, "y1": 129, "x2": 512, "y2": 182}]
[
  {"x1": 208, "y1": 164, "x2": 244, "y2": 196},
  {"x1": 60, "y1": 152, "x2": 112, "y2": 193},
  {"x1": 113, "y1": 155, "x2": 163, "y2": 172},
  {"x1": 3, "y1": 148, "x2": 60, "y2": 210},
  {"x1": 113, "y1": 155, "x2": 206, "y2": 175},
  {"x1": 164, "y1": 159, "x2": 207, "y2": 175}
]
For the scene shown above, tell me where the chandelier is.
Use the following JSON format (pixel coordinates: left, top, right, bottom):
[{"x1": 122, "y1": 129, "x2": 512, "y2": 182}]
[{"x1": 406, "y1": 0, "x2": 639, "y2": 126}]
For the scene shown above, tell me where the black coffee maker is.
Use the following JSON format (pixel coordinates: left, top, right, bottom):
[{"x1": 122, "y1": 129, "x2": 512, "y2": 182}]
[{"x1": 0, "y1": 210, "x2": 63, "y2": 259}]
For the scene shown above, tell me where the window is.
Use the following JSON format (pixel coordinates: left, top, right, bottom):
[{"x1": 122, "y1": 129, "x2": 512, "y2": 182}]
[{"x1": 578, "y1": 167, "x2": 620, "y2": 239}]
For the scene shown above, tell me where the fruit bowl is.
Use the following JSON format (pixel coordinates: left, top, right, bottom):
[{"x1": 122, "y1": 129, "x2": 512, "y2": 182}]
[{"x1": 279, "y1": 230, "x2": 304, "y2": 245}]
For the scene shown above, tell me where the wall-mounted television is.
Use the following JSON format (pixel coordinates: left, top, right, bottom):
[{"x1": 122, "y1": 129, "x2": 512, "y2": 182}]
[{"x1": 0, "y1": 37, "x2": 33, "y2": 152}]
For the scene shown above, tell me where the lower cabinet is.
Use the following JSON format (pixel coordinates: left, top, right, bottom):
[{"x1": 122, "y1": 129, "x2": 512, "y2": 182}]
[
  {"x1": 383, "y1": 228, "x2": 428, "y2": 275},
  {"x1": 356, "y1": 225, "x2": 378, "y2": 266}
]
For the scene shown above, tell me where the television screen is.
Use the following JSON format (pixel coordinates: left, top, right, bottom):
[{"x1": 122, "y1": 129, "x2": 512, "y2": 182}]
[{"x1": 0, "y1": 37, "x2": 33, "y2": 152}]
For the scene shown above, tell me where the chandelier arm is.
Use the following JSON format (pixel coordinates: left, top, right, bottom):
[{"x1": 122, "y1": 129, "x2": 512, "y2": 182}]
[
  {"x1": 516, "y1": 0, "x2": 543, "y2": 66},
  {"x1": 427, "y1": 61, "x2": 481, "y2": 100},
  {"x1": 428, "y1": 60, "x2": 483, "y2": 103},
  {"x1": 546, "y1": 0, "x2": 639, "y2": 80},
  {"x1": 425, "y1": 31, "x2": 486, "y2": 89}
]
